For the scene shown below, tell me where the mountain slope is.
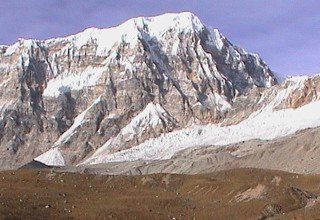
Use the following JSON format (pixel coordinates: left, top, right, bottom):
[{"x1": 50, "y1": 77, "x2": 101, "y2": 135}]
[
  {"x1": 0, "y1": 12, "x2": 314, "y2": 169},
  {"x1": 81, "y1": 75, "x2": 320, "y2": 165}
]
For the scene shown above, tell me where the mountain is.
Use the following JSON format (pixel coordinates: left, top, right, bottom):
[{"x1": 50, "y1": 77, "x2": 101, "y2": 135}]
[{"x1": 0, "y1": 12, "x2": 318, "y2": 170}]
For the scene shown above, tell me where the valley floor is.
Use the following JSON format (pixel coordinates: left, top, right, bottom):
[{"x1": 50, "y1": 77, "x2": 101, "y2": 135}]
[{"x1": 1, "y1": 168, "x2": 320, "y2": 219}]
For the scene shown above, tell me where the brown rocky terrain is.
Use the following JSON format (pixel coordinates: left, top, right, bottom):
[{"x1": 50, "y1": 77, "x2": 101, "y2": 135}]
[{"x1": 1, "y1": 168, "x2": 320, "y2": 219}]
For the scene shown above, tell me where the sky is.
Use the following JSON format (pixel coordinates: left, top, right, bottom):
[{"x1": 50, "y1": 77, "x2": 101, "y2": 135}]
[{"x1": 0, "y1": 0, "x2": 319, "y2": 76}]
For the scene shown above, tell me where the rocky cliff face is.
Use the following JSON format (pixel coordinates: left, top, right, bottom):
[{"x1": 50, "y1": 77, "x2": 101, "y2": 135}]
[{"x1": 2, "y1": 12, "x2": 315, "y2": 169}]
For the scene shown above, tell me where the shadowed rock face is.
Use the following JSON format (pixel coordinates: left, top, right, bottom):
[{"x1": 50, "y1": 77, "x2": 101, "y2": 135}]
[{"x1": 0, "y1": 12, "x2": 292, "y2": 168}]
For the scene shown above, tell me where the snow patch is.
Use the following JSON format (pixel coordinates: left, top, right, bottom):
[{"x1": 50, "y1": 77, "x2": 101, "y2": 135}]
[
  {"x1": 43, "y1": 67, "x2": 106, "y2": 97},
  {"x1": 4, "y1": 39, "x2": 39, "y2": 56},
  {"x1": 121, "y1": 102, "x2": 167, "y2": 136},
  {"x1": 34, "y1": 147, "x2": 65, "y2": 166},
  {"x1": 213, "y1": 93, "x2": 231, "y2": 112},
  {"x1": 171, "y1": 40, "x2": 180, "y2": 55},
  {"x1": 207, "y1": 28, "x2": 224, "y2": 50},
  {"x1": 4, "y1": 42, "x2": 20, "y2": 56}
]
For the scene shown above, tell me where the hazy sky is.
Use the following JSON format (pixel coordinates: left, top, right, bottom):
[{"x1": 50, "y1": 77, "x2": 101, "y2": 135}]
[{"x1": 0, "y1": 0, "x2": 319, "y2": 76}]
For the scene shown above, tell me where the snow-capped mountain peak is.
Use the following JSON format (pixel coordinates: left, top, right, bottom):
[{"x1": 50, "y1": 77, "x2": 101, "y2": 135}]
[
  {"x1": 4, "y1": 12, "x2": 204, "y2": 57},
  {"x1": 45, "y1": 12, "x2": 205, "y2": 54},
  {"x1": 0, "y1": 12, "x2": 289, "y2": 169}
]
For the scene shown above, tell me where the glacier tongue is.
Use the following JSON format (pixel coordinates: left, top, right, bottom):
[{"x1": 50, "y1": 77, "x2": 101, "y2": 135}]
[{"x1": 82, "y1": 98, "x2": 320, "y2": 165}]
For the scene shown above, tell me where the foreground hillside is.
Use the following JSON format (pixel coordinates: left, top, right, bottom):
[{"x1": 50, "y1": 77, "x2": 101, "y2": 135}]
[{"x1": 1, "y1": 168, "x2": 320, "y2": 219}]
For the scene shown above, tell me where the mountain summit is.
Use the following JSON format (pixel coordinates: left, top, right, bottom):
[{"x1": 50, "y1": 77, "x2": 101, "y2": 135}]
[{"x1": 1, "y1": 12, "x2": 318, "y2": 169}]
